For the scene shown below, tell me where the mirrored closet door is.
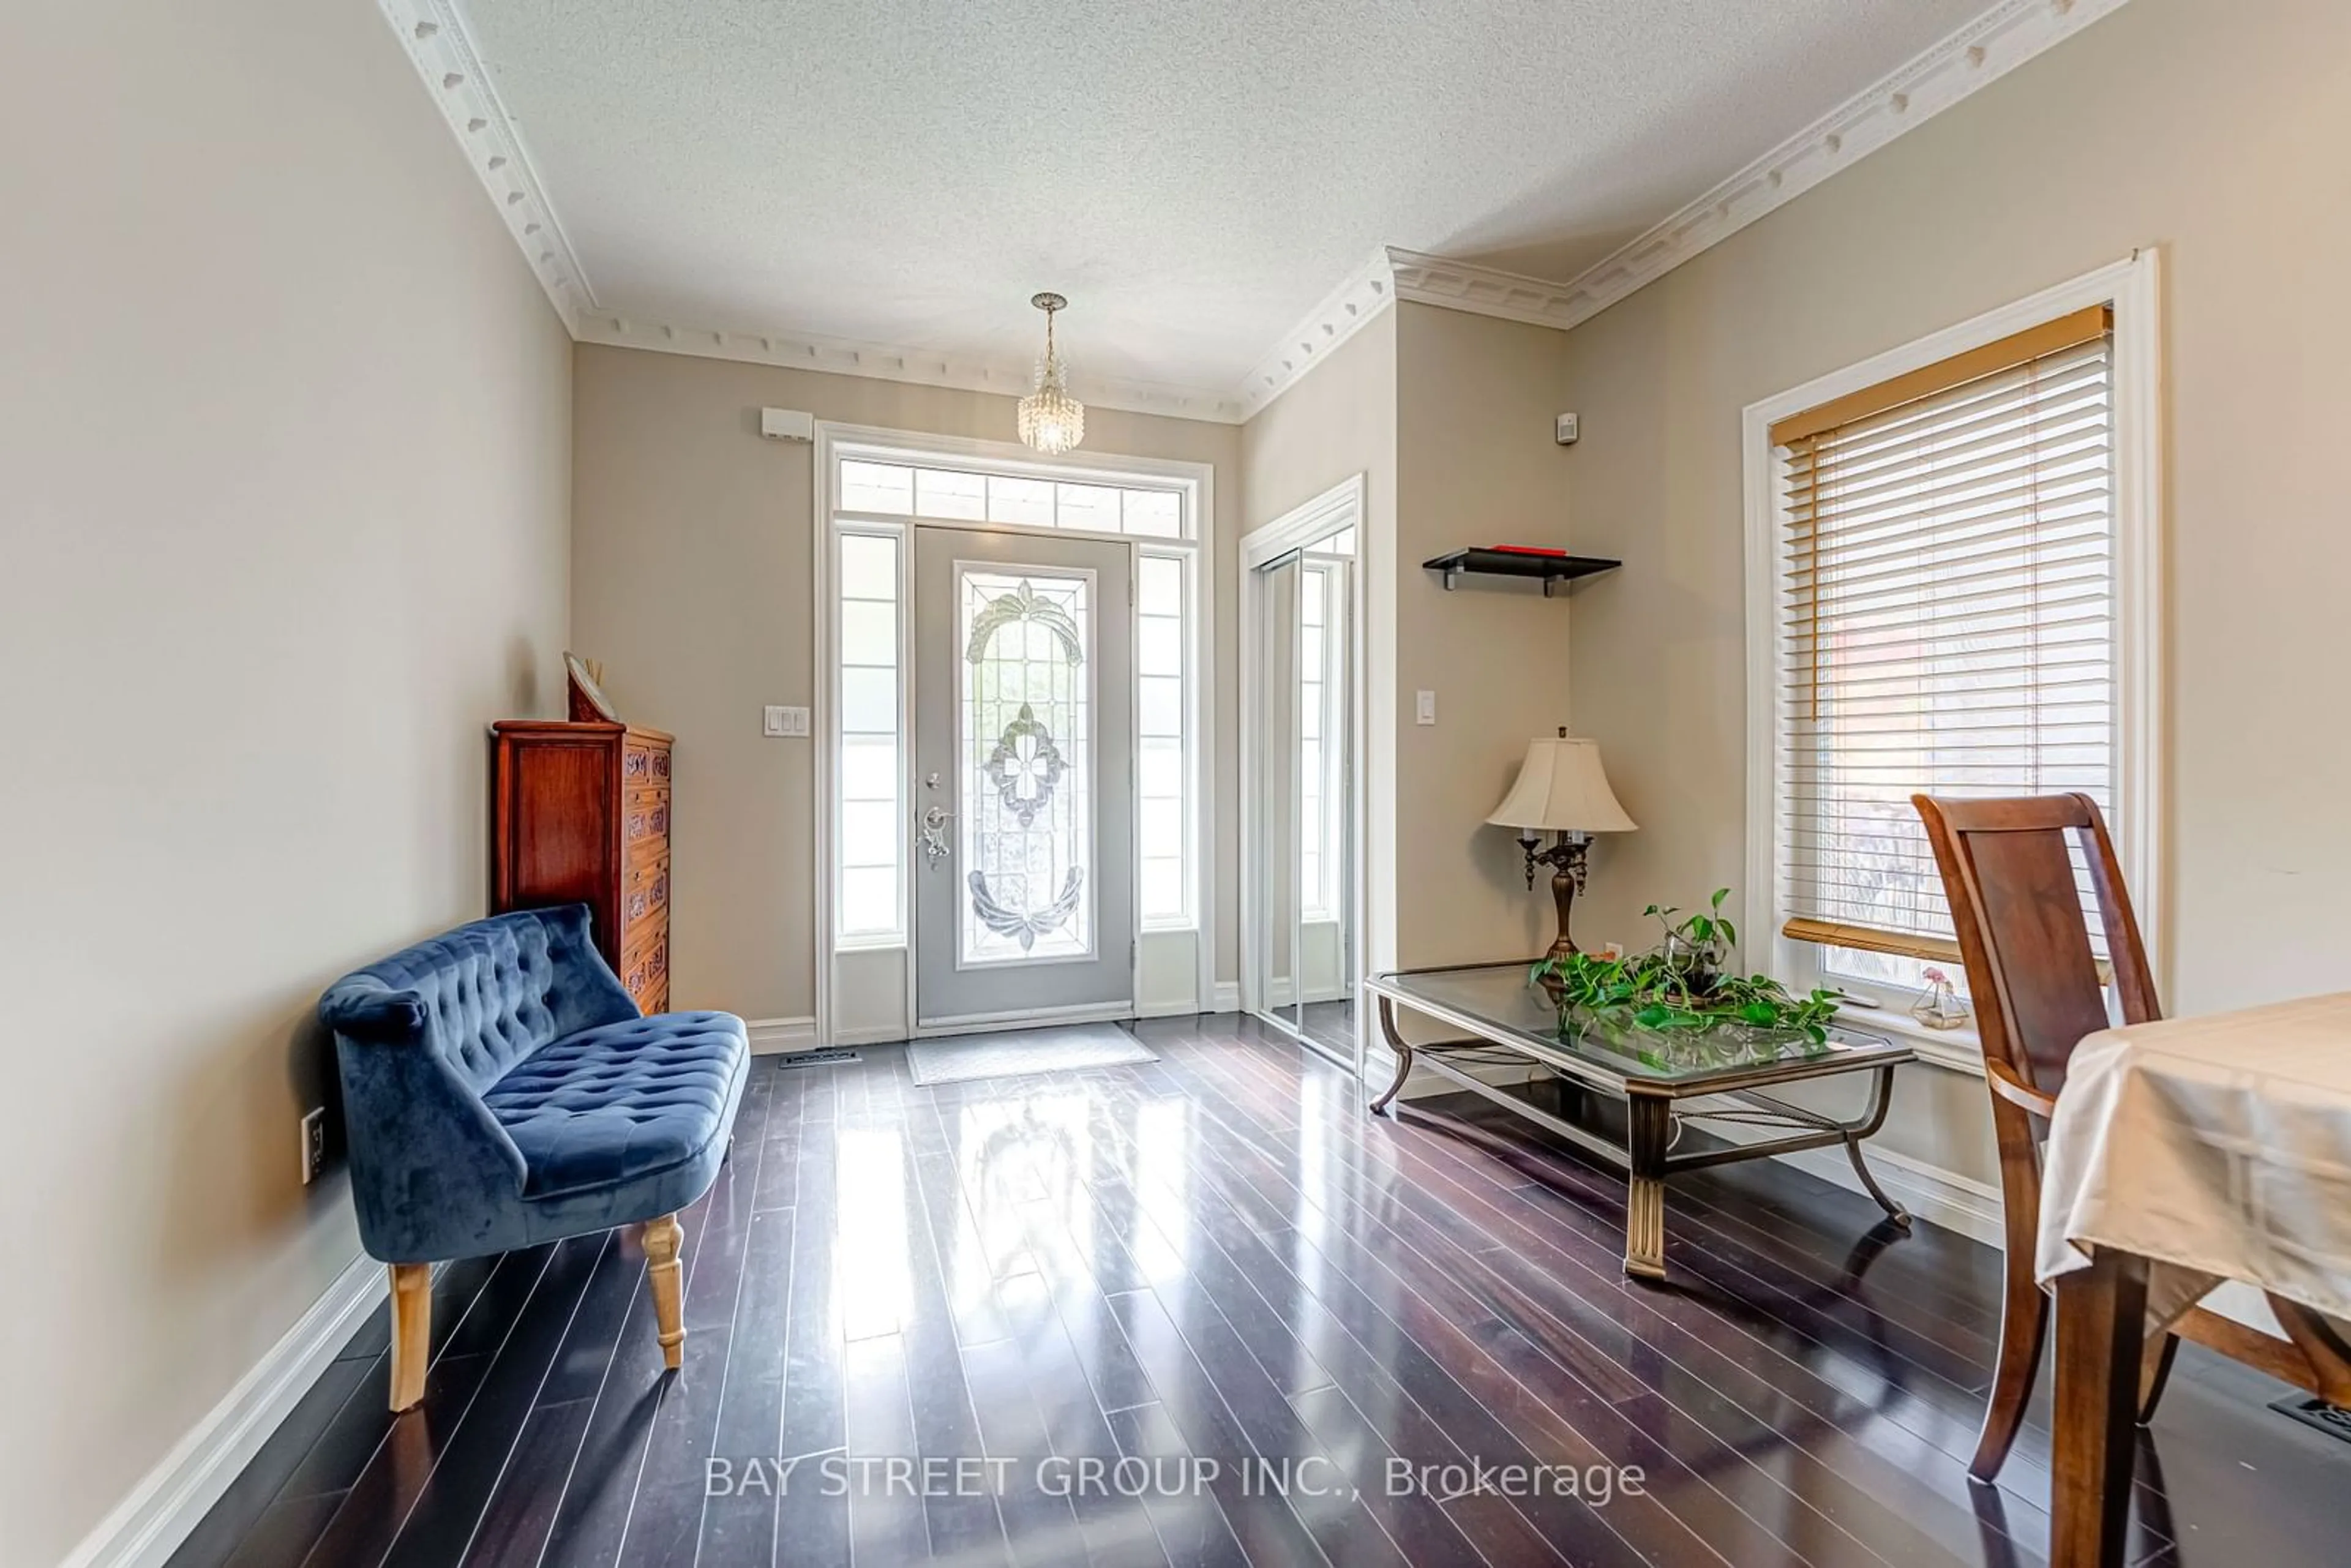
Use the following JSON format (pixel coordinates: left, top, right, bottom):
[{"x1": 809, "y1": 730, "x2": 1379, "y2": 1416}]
[{"x1": 1246, "y1": 520, "x2": 1355, "y2": 1063}]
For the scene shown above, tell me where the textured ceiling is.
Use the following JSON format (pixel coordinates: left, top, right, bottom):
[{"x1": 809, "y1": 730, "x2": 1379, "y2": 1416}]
[{"x1": 458, "y1": 0, "x2": 1985, "y2": 398}]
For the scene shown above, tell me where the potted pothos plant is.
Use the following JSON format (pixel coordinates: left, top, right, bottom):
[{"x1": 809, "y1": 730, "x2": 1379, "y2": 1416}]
[{"x1": 1530, "y1": 888, "x2": 1843, "y2": 1065}]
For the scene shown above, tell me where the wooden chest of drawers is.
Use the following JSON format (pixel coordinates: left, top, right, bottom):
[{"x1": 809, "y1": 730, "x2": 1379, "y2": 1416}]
[{"x1": 491, "y1": 719, "x2": 674, "y2": 1013}]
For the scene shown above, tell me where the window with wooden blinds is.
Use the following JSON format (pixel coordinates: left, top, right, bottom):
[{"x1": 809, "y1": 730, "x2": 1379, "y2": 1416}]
[{"x1": 1772, "y1": 304, "x2": 2117, "y2": 970}]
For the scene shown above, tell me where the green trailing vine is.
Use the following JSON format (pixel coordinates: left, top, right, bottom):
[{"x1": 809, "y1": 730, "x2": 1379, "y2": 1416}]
[{"x1": 1530, "y1": 888, "x2": 1842, "y2": 1045}]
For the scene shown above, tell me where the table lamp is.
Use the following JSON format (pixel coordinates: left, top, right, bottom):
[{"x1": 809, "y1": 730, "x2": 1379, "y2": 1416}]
[{"x1": 1488, "y1": 729, "x2": 1637, "y2": 959}]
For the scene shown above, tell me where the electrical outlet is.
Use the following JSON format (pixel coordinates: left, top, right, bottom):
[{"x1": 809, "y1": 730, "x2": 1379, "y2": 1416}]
[{"x1": 299, "y1": 1108, "x2": 327, "y2": 1185}]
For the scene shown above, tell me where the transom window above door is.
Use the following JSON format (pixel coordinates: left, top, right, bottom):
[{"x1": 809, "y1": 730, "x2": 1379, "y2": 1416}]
[{"x1": 839, "y1": 459, "x2": 1187, "y2": 538}]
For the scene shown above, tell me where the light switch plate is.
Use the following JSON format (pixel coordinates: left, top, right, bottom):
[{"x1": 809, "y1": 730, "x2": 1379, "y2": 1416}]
[
  {"x1": 764, "y1": 705, "x2": 811, "y2": 738},
  {"x1": 1415, "y1": 689, "x2": 1437, "y2": 726}
]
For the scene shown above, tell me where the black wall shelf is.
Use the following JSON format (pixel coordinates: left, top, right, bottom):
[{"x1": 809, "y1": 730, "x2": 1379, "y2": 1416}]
[{"x1": 1424, "y1": 547, "x2": 1621, "y2": 596}]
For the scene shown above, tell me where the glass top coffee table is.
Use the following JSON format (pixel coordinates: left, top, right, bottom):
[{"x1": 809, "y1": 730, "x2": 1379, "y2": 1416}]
[{"x1": 1362, "y1": 962, "x2": 1916, "y2": 1280}]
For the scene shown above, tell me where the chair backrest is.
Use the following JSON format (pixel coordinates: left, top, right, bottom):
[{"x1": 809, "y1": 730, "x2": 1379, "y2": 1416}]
[
  {"x1": 1912, "y1": 793, "x2": 2159, "y2": 1103},
  {"x1": 320, "y1": 904, "x2": 632, "y2": 1093}
]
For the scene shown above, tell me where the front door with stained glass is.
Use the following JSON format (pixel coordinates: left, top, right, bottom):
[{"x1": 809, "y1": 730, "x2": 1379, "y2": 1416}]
[{"x1": 912, "y1": 527, "x2": 1135, "y2": 1027}]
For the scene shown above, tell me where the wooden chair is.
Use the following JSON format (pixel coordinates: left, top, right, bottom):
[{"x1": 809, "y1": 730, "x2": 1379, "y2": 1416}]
[{"x1": 1915, "y1": 792, "x2": 2351, "y2": 1482}]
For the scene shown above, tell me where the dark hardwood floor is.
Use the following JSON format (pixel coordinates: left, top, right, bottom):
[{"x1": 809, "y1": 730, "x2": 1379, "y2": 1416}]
[
  {"x1": 1295, "y1": 1001, "x2": 1355, "y2": 1066},
  {"x1": 171, "y1": 1013, "x2": 2350, "y2": 1567}
]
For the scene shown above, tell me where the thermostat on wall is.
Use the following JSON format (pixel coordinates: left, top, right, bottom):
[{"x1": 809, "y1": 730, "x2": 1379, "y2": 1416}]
[{"x1": 760, "y1": 407, "x2": 816, "y2": 442}]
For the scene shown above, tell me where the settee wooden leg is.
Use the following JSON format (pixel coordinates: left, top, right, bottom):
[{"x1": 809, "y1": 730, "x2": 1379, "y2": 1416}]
[
  {"x1": 644, "y1": 1213, "x2": 686, "y2": 1370},
  {"x1": 388, "y1": 1263, "x2": 431, "y2": 1412}
]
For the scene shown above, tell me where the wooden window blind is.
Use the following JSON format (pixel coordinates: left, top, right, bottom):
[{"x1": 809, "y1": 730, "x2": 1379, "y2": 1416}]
[{"x1": 1774, "y1": 305, "x2": 2117, "y2": 962}]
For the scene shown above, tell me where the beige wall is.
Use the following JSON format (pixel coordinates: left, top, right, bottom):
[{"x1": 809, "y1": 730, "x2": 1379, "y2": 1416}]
[
  {"x1": 570, "y1": 346, "x2": 1242, "y2": 1024},
  {"x1": 1241, "y1": 311, "x2": 1400, "y2": 965},
  {"x1": 1240, "y1": 305, "x2": 1578, "y2": 977},
  {"x1": 1393, "y1": 304, "x2": 1578, "y2": 968},
  {"x1": 1562, "y1": 0, "x2": 2351, "y2": 1184},
  {"x1": 0, "y1": 2, "x2": 573, "y2": 1561}
]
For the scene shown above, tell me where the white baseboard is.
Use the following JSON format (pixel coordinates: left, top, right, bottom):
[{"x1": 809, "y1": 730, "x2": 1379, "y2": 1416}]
[
  {"x1": 1138, "y1": 979, "x2": 1244, "y2": 1019},
  {"x1": 831, "y1": 1024, "x2": 909, "y2": 1047},
  {"x1": 1773, "y1": 1141, "x2": 2005, "y2": 1247},
  {"x1": 744, "y1": 1015, "x2": 817, "y2": 1054},
  {"x1": 61, "y1": 1250, "x2": 388, "y2": 1568}
]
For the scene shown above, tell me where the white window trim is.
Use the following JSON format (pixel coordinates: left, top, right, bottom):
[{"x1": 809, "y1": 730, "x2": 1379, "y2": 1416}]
[
  {"x1": 1739, "y1": 252, "x2": 2164, "y2": 1076},
  {"x1": 811, "y1": 422, "x2": 1216, "y2": 1048}
]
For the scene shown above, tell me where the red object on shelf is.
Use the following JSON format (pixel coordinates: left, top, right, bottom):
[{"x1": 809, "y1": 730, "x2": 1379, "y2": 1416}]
[{"x1": 1485, "y1": 544, "x2": 1572, "y2": 557}]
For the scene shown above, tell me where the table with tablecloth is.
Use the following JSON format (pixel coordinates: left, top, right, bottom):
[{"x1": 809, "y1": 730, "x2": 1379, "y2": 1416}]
[
  {"x1": 2038, "y1": 991, "x2": 2351, "y2": 1326},
  {"x1": 2038, "y1": 991, "x2": 2351, "y2": 1567}
]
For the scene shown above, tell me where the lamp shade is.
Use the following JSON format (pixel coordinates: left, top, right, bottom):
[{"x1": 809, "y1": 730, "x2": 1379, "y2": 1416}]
[{"x1": 1487, "y1": 735, "x2": 1637, "y2": 834}]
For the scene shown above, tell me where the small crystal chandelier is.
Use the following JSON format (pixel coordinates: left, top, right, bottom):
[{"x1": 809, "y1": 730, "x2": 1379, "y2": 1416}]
[{"x1": 1016, "y1": 292, "x2": 1085, "y2": 454}]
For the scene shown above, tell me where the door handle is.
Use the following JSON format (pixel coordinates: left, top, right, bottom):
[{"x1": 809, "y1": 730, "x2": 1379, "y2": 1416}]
[{"x1": 919, "y1": 805, "x2": 954, "y2": 866}]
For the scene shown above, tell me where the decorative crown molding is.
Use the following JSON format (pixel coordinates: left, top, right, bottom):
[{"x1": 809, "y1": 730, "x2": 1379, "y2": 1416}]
[
  {"x1": 1234, "y1": 246, "x2": 1593, "y2": 418},
  {"x1": 377, "y1": 0, "x2": 2136, "y2": 426},
  {"x1": 572, "y1": 313, "x2": 1250, "y2": 423},
  {"x1": 1546, "y1": 0, "x2": 2138, "y2": 330},
  {"x1": 1241, "y1": 0, "x2": 2135, "y2": 415},
  {"x1": 1385, "y1": 249, "x2": 1588, "y2": 329},
  {"x1": 376, "y1": 0, "x2": 590, "y2": 326},
  {"x1": 1233, "y1": 247, "x2": 1397, "y2": 419}
]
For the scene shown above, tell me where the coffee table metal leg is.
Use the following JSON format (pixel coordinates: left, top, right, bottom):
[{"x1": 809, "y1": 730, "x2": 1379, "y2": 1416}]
[
  {"x1": 1844, "y1": 1136, "x2": 1912, "y2": 1228},
  {"x1": 1625, "y1": 1092, "x2": 1670, "y2": 1280},
  {"x1": 1370, "y1": 993, "x2": 1414, "y2": 1115},
  {"x1": 1841, "y1": 1062, "x2": 1910, "y2": 1226}
]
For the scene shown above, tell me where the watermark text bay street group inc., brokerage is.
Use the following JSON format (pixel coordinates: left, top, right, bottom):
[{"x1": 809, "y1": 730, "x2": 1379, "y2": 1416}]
[{"x1": 707, "y1": 1453, "x2": 1649, "y2": 1506}]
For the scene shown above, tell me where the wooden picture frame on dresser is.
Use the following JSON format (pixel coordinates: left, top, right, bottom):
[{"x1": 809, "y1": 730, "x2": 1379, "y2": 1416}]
[{"x1": 490, "y1": 716, "x2": 673, "y2": 1014}]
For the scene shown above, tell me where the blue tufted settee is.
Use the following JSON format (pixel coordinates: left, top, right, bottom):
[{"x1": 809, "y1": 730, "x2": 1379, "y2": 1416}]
[{"x1": 318, "y1": 904, "x2": 748, "y2": 1408}]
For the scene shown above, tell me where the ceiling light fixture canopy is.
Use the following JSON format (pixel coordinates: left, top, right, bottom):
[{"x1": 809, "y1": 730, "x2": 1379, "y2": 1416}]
[{"x1": 1017, "y1": 291, "x2": 1085, "y2": 454}]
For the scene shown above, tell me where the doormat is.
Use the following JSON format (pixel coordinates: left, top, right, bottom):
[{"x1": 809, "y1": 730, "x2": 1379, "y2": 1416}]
[
  {"x1": 776, "y1": 1048, "x2": 861, "y2": 1070},
  {"x1": 907, "y1": 1022, "x2": 1155, "y2": 1087},
  {"x1": 2271, "y1": 1394, "x2": 2351, "y2": 1446}
]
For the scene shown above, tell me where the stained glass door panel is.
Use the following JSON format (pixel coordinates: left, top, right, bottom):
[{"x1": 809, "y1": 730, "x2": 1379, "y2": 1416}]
[
  {"x1": 912, "y1": 527, "x2": 1134, "y2": 1027},
  {"x1": 958, "y1": 569, "x2": 1092, "y2": 964}
]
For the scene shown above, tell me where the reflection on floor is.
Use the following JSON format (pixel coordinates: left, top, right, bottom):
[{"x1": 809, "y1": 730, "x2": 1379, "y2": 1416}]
[
  {"x1": 171, "y1": 1013, "x2": 2350, "y2": 1567},
  {"x1": 906, "y1": 1021, "x2": 1158, "y2": 1086},
  {"x1": 1298, "y1": 999, "x2": 1356, "y2": 1063}
]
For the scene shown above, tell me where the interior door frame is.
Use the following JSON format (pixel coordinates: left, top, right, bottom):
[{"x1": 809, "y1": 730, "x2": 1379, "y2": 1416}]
[
  {"x1": 1239, "y1": 474, "x2": 1369, "y2": 1060},
  {"x1": 810, "y1": 422, "x2": 1217, "y2": 1048}
]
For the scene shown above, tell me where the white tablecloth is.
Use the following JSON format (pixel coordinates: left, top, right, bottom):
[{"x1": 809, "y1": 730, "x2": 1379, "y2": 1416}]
[{"x1": 2037, "y1": 992, "x2": 2351, "y2": 1329}]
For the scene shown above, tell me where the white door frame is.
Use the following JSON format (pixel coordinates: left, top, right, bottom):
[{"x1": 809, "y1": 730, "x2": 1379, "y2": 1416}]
[
  {"x1": 1239, "y1": 475, "x2": 1369, "y2": 1044},
  {"x1": 811, "y1": 422, "x2": 1217, "y2": 1046}
]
